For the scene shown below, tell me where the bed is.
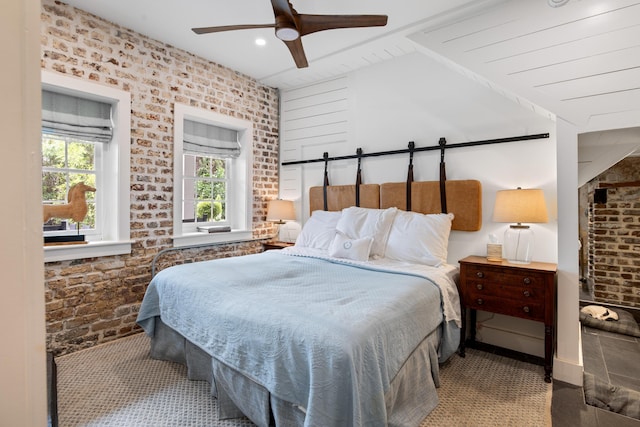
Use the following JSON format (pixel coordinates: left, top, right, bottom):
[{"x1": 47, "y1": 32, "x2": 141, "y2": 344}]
[{"x1": 136, "y1": 179, "x2": 482, "y2": 427}]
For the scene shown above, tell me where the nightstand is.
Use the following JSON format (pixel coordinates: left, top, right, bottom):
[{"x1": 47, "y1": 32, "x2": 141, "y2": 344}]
[
  {"x1": 458, "y1": 255, "x2": 557, "y2": 382},
  {"x1": 263, "y1": 241, "x2": 294, "y2": 251}
]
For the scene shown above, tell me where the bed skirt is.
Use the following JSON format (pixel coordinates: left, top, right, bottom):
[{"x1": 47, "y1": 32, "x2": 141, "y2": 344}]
[{"x1": 149, "y1": 317, "x2": 442, "y2": 427}]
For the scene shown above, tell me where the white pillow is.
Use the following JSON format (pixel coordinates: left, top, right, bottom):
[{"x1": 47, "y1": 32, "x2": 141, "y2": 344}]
[
  {"x1": 385, "y1": 211, "x2": 454, "y2": 266},
  {"x1": 328, "y1": 232, "x2": 373, "y2": 262},
  {"x1": 335, "y1": 207, "x2": 398, "y2": 259},
  {"x1": 294, "y1": 210, "x2": 341, "y2": 250}
]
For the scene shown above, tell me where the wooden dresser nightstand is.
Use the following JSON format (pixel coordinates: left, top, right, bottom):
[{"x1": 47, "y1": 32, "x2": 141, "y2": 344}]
[
  {"x1": 263, "y1": 241, "x2": 294, "y2": 251},
  {"x1": 458, "y1": 255, "x2": 557, "y2": 382}
]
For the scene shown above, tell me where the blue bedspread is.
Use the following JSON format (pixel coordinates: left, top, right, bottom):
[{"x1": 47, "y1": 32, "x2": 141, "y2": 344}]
[{"x1": 137, "y1": 251, "x2": 457, "y2": 426}]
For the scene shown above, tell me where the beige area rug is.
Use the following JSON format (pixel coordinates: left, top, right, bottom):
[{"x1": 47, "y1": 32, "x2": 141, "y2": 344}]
[{"x1": 56, "y1": 333, "x2": 551, "y2": 427}]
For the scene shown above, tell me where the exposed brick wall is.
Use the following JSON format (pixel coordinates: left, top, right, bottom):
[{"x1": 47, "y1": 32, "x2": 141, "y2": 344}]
[
  {"x1": 581, "y1": 157, "x2": 640, "y2": 307},
  {"x1": 41, "y1": 0, "x2": 280, "y2": 355}
]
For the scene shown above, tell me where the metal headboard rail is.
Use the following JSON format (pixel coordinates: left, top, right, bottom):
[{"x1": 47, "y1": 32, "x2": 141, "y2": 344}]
[{"x1": 280, "y1": 133, "x2": 549, "y2": 166}]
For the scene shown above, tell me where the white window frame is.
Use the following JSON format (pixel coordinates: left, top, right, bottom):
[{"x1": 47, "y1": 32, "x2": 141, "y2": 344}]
[
  {"x1": 173, "y1": 104, "x2": 253, "y2": 247},
  {"x1": 42, "y1": 71, "x2": 131, "y2": 262}
]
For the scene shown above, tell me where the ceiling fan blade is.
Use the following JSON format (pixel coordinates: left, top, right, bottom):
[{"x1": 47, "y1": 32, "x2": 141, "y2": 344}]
[
  {"x1": 283, "y1": 38, "x2": 308, "y2": 68},
  {"x1": 298, "y1": 14, "x2": 388, "y2": 36},
  {"x1": 192, "y1": 24, "x2": 275, "y2": 35},
  {"x1": 270, "y1": 0, "x2": 296, "y2": 20}
]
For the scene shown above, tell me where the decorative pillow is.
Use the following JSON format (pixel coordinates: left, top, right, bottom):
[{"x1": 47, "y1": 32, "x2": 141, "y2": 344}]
[
  {"x1": 335, "y1": 207, "x2": 398, "y2": 259},
  {"x1": 295, "y1": 210, "x2": 341, "y2": 250},
  {"x1": 328, "y1": 232, "x2": 373, "y2": 262},
  {"x1": 385, "y1": 211, "x2": 454, "y2": 266}
]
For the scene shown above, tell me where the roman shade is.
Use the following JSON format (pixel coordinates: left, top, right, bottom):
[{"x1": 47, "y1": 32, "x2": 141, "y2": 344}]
[
  {"x1": 183, "y1": 119, "x2": 241, "y2": 158},
  {"x1": 41, "y1": 90, "x2": 113, "y2": 143}
]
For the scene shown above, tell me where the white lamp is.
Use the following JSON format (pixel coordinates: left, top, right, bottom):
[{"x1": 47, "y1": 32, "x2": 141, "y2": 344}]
[
  {"x1": 266, "y1": 199, "x2": 295, "y2": 224},
  {"x1": 267, "y1": 199, "x2": 296, "y2": 242},
  {"x1": 493, "y1": 188, "x2": 548, "y2": 264}
]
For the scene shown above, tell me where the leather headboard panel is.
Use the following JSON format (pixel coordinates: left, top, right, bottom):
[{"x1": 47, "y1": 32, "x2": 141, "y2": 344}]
[
  {"x1": 309, "y1": 184, "x2": 380, "y2": 212},
  {"x1": 309, "y1": 179, "x2": 482, "y2": 232},
  {"x1": 380, "y1": 180, "x2": 482, "y2": 231}
]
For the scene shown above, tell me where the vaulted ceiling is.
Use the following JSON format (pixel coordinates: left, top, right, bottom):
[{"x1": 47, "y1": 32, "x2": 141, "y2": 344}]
[
  {"x1": 408, "y1": 0, "x2": 640, "y2": 133},
  {"x1": 62, "y1": 0, "x2": 640, "y2": 136}
]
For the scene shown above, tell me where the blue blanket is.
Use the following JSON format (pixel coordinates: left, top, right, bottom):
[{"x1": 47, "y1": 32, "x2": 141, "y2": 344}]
[{"x1": 137, "y1": 251, "x2": 456, "y2": 426}]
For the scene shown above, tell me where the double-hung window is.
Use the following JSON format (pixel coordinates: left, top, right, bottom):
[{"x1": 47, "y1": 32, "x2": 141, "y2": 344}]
[
  {"x1": 41, "y1": 90, "x2": 108, "y2": 236},
  {"x1": 42, "y1": 71, "x2": 131, "y2": 262},
  {"x1": 173, "y1": 104, "x2": 253, "y2": 247}
]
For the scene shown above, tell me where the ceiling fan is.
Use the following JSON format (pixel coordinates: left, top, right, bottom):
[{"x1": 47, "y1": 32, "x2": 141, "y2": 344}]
[{"x1": 192, "y1": 0, "x2": 388, "y2": 68}]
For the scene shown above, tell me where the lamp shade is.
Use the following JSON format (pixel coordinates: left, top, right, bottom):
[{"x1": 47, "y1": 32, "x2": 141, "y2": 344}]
[
  {"x1": 266, "y1": 199, "x2": 295, "y2": 224},
  {"x1": 493, "y1": 188, "x2": 548, "y2": 224},
  {"x1": 493, "y1": 188, "x2": 548, "y2": 264}
]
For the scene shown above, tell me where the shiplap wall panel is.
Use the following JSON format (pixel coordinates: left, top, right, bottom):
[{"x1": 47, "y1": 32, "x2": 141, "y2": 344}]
[
  {"x1": 283, "y1": 100, "x2": 349, "y2": 122},
  {"x1": 281, "y1": 76, "x2": 348, "y2": 103},
  {"x1": 283, "y1": 91, "x2": 348, "y2": 113},
  {"x1": 284, "y1": 122, "x2": 350, "y2": 143},
  {"x1": 284, "y1": 109, "x2": 348, "y2": 129},
  {"x1": 280, "y1": 76, "x2": 352, "y2": 213},
  {"x1": 281, "y1": 77, "x2": 350, "y2": 148}
]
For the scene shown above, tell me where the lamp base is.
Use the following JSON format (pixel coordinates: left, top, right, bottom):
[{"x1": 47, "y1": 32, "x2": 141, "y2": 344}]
[{"x1": 504, "y1": 225, "x2": 534, "y2": 264}]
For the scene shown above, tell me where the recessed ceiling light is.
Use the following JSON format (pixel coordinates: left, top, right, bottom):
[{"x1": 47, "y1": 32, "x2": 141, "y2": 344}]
[{"x1": 255, "y1": 38, "x2": 266, "y2": 46}]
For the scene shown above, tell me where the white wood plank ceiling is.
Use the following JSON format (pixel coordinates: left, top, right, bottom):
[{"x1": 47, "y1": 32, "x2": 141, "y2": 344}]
[{"x1": 408, "y1": 0, "x2": 640, "y2": 133}]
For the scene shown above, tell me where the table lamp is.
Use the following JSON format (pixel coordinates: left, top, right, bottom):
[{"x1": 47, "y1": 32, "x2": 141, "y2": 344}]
[
  {"x1": 493, "y1": 188, "x2": 548, "y2": 264},
  {"x1": 267, "y1": 199, "x2": 296, "y2": 241}
]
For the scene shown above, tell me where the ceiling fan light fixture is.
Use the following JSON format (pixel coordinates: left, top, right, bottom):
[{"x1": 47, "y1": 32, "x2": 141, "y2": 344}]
[{"x1": 275, "y1": 27, "x2": 299, "y2": 41}]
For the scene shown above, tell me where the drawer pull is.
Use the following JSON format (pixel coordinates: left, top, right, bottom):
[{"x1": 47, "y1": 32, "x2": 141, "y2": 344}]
[
  {"x1": 476, "y1": 298, "x2": 484, "y2": 305},
  {"x1": 476, "y1": 283, "x2": 483, "y2": 290},
  {"x1": 523, "y1": 306, "x2": 530, "y2": 313},
  {"x1": 476, "y1": 271, "x2": 484, "y2": 278},
  {"x1": 523, "y1": 277, "x2": 531, "y2": 285},
  {"x1": 523, "y1": 290, "x2": 531, "y2": 297}
]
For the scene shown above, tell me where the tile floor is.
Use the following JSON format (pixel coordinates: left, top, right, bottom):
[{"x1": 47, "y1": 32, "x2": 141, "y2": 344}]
[{"x1": 551, "y1": 288, "x2": 640, "y2": 426}]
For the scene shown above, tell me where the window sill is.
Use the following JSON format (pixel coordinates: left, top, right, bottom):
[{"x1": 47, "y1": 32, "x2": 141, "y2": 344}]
[
  {"x1": 172, "y1": 230, "x2": 253, "y2": 248},
  {"x1": 44, "y1": 240, "x2": 132, "y2": 263}
]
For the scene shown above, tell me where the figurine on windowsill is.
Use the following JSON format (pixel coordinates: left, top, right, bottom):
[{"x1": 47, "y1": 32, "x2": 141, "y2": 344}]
[{"x1": 43, "y1": 182, "x2": 95, "y2": 244}]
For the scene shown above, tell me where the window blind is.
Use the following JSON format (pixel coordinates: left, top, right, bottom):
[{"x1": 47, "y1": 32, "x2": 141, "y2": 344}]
[
  {"x1": 41, "y1": 90, "x2": 113, "y2": 143},
  {"x1": 184, "y1": 119, "x2": 241, "y2": 158}
]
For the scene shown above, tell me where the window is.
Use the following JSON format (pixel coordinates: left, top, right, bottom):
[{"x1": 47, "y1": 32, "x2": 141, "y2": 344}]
[
  {"x1": 42, "y1": 71, "x2": 131, "y2": 262},
  {"x1": 42, "y1": 135, "x2": 98, "y2": 235},
  {"x1": 182, "y1": 155, "x2": 229, "y2": 227},
  {"x1": 173, "y1": 104, "x2": 253, "y2": 247}
]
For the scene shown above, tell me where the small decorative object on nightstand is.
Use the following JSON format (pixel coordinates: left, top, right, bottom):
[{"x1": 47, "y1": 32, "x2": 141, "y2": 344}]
[
  {"x1": 458, "y1": 255, "x2": 557, "y2": 382},
  {"x1": 263, "y1": 241, "x2": 294, "y2": 251}
]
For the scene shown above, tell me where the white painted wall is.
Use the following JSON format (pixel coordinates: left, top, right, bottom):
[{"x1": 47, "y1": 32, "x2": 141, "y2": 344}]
[
  {"x1": 282, "y1": 53, "x2": 557, "y2": 264},
  {"x1": 281, "y1": 52, "x2": 559, "y2": 358},
  {"x1": 0, "y1": 0, "x2": 48, "y2": 424}
]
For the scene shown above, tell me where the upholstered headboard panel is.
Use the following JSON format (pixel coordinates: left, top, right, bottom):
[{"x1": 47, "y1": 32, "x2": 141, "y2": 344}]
[
  {"x1": 380, "y1": 180, "x2": 482, "y2": 231},
  {"x1": 309, "y1": 179, "x2": 482, "y2": 231},
  {"x1": 309, "y1": 184, "x2": 380, "y2": 212}
]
